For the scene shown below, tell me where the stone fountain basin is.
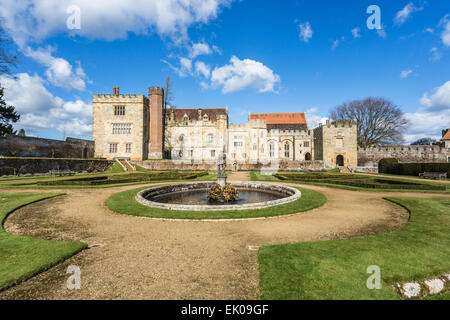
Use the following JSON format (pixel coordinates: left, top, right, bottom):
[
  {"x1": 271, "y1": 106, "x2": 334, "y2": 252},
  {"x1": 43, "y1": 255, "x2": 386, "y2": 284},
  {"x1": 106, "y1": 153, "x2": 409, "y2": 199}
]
[{"x1": 136, "y1": 182, "x2": 301, "y2": 211}]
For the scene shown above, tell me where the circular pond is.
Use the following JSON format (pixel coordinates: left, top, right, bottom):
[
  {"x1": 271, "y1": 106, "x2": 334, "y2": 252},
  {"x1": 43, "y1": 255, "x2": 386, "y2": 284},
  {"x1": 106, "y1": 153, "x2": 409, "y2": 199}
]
[{"x1": 136, "y1": 182, "x2": 301, "y2": 211}]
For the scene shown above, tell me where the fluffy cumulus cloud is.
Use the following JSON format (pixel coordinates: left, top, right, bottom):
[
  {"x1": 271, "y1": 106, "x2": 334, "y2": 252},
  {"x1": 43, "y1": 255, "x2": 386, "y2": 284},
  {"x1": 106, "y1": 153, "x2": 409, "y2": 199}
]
[
  {"x1": 194, "y1": 61, "x2": 211, "y2": 78},
  {"x1": 0, "y1": 0, "x2": 232, "y2": 45},
  {"x1": 211, "y1": 56, "x2": 280, "y2": 94},
  {"x1": 305, "y1": 108, "x2": 328, "y2": 129},
  {"x1": 189, "y1": 42, "x2": 213, "y2": 59},
  {"x1": 0, "y1": 73, "x2": 92, "y2": 136},
  {"x1": 299, "y1": 22, "x2": 313, "y2": 43},
  {"x1": 25, "y1": 47, "x2": 87, "y2": 90},
  {"x1": 394, "y1": 3, "x2": 423, "y2": 25},
  {"x1": 440, "y1": 15, "x2": 450, "y2": 47},
  {"x1": 404, "y1": 81, "x2": 450, "y2": 142}
]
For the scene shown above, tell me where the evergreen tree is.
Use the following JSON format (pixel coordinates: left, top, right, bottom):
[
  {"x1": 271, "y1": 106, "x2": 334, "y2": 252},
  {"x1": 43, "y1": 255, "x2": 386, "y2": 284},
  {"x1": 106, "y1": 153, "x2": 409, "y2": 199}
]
[{"x1": 0, "y1": 86, "x2": 20, "y2": 136}]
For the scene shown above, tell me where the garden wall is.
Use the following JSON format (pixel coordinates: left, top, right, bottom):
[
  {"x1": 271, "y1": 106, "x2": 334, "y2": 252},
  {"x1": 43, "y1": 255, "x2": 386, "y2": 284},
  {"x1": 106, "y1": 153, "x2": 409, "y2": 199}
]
[
  {"x1": 0, "y1": 158, "x2": 113, "y2": 176},
  {"x1": 0, "y1": 134, "x2": 94, "y2": 158}
]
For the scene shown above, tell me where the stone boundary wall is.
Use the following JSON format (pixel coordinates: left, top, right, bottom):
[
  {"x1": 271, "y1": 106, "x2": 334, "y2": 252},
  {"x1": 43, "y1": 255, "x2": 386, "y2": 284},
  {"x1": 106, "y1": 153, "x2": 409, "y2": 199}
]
[
  {"x1": 0, "y1": 158, "x2": 113, "y2": 176},
  {"x1": 0, "y1": 134, "x2": 94, "y2": 158},
  {"x1": 136, "y1": 182, "x2": 301, "y2": 212},
  {"x1": 358, "y1": 144, "x2": 448, "y2": 167},
  {"x1": 135, "y1": 160, "x2": 326, "y2": 172}
]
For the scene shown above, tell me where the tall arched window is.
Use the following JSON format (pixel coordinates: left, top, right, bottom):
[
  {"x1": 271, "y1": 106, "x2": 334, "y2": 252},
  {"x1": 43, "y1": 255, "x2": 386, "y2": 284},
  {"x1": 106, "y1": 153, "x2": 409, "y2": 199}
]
[
  {"x1": 270, "y1": 142, "x2": 275, "y2": 158},
  {"x1": 284, "y1": 142, "x2": 290, "y2": 158}
]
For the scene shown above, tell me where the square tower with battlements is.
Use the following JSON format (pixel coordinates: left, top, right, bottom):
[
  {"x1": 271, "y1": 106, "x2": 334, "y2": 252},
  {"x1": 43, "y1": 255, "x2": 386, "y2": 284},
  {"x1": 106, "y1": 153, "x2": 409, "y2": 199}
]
[{"x1": 92, "y1": 87, "x2": 150, "y2": 161}]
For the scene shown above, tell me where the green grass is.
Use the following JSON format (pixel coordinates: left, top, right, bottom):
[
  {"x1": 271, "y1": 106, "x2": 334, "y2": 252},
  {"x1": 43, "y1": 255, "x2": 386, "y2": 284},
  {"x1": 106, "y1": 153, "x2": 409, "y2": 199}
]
[
  {"x1": 105, "y1": 162, "x2": 125, "y2": 173},
  {"x1": 259, "y1": 197, "x2": 450, "y2": 300},
  {"x1": 0, "y1": 193, "x2": 87, "y2": 290},
  {"x1": 106, "y1": 186, "x2": 326, "y2": 220},
  {"x1": 250, "y1": 171, "x2": 282, "y2": 182}
]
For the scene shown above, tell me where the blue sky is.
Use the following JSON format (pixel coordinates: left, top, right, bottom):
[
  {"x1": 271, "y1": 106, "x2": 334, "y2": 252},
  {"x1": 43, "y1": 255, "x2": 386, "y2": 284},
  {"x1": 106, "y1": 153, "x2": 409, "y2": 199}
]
[{"x1": 0, "y1": 0, "x2": 449, "y2": 143}]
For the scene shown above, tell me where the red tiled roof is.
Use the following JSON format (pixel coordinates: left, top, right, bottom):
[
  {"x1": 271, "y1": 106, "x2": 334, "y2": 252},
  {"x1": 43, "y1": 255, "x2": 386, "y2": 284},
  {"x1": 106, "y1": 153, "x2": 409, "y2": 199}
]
[
  {"x1": 441, "y1": 130, "x2": 450, "y2": 141},
  {"x1": 166, "y1": 108, "x2": 227, "y2": 122},
  {"x1": 249, "y1": 112, "x2": 307, "y2": 125}
]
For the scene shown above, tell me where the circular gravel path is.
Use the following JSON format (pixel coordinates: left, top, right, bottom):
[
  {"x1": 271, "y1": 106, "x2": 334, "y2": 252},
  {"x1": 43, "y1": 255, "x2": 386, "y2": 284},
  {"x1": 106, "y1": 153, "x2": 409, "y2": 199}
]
[{"x1": 0, "y1": 180, "x2": 448, "y2": 300}]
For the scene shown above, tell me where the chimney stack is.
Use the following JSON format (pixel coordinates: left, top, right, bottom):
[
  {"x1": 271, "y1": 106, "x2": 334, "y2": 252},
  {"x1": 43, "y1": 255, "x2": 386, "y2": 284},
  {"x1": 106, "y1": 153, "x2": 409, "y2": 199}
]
[
  {"x1": 113, "y1": 87, "x2": 119, "y2": 96},
  {"x1": 148, "y1": 86, "x2": 165, "y2": 159}
]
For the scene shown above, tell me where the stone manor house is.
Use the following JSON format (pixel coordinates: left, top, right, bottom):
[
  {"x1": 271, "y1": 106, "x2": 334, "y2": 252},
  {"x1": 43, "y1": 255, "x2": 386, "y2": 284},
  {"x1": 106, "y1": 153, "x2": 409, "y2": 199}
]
[{"x1": 93, "y1": 86, "x2": 358, "y2": 167}]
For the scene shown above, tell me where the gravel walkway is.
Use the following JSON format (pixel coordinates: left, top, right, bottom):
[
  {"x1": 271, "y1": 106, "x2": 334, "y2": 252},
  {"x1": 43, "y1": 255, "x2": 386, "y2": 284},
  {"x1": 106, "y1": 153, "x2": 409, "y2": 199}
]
[{"x1": 1, "y1": 181, "x2": 448, "y2": 300}]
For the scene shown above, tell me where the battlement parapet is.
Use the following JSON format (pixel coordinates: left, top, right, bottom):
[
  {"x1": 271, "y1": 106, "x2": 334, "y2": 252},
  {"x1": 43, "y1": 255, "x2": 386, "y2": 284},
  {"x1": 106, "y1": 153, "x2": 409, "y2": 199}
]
[
  {"x1": 323, "y1": 119, "x2": 356, "y2": 128},
  {"x1": 149, "y1": 86, "x2": 164, "y2": 96},
  {"x1": 93, "y1": 94, "x2": 145, "y2": 103}
]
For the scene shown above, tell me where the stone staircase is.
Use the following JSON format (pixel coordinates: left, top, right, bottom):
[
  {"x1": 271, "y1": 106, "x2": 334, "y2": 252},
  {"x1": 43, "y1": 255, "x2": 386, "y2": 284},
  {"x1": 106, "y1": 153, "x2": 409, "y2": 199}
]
[
  {"x1": 338, "y1": 166, "x2": 351, "y2": 174},
  {"x1": 117, "y1": 159, "x2": 136, "y2": 172}
]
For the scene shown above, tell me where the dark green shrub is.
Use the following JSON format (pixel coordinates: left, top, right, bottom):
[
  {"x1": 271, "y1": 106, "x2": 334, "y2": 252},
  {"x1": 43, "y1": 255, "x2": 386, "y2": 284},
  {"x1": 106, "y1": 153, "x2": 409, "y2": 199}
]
[{"x1": 378, "y1": 158, "x2": 398, "y2": 174}]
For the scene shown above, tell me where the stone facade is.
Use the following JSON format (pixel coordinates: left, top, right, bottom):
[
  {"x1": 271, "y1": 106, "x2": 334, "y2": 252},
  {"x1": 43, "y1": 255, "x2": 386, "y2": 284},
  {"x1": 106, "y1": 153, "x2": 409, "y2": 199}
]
[
  {"x1": 92, "y1": 86, "x2": 358, "y2": 167},
  {"x1": 93, "y1": 90, "x2": 150, "y2": 161},
  {"x1": 313, "y1": 120, "x2": 358, "y2": 167}
]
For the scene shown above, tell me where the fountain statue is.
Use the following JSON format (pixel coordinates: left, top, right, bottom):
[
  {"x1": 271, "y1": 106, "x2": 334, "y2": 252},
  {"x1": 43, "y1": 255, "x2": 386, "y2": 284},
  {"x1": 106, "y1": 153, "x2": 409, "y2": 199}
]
[
  {"x1": 217, "y1": 150, "x2": 227, "y2": 187},
  {"x1": 207, "y1": 149, "x2": 239, "y2": 203}
]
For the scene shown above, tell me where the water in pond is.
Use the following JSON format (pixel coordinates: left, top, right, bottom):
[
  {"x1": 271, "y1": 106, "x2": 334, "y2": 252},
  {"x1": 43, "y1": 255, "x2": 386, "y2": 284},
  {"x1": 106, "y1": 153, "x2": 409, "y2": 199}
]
[{"x1": 148, "y1": 188, "x2": 287, "y2": 206}]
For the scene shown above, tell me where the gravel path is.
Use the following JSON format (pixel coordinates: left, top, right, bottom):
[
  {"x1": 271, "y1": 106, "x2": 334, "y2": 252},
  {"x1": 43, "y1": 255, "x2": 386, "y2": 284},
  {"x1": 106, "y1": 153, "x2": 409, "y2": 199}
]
[{"x1": 1, "y1": 181, "x2": 448, "y2": 300}]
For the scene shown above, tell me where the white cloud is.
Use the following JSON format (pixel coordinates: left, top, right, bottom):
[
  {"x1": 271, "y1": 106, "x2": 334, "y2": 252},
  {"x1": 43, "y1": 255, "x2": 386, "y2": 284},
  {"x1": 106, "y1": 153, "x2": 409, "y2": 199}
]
[
  {"x1": 394, "y1": 3, "x2": 423, "y2": 25},
  {"x1": 430, "y1": 47, "x2": 443, "y2": 61},
  {"x1": 420, "y1": 81, "x2": 450, "y2": 111},
  {"x1": 352, "y1": 28, "x2": 361, "y2": 38},
  {"x1": 194, "y1": 61, "x2": 211, "y2": 78},
  {"x1": 305, "y1": 108, "x2": 328, "y2": 129},
  {"x1": 189, "y1": 42, "x2": 213, "y2": 59},
  {"x1": 211, "y1": 56, "x2": 280, "y2": 94},
  {"x1": 0, "y1": 73, "x2": 92, "y2": 136},
  {"x1": 299, "y1": 22, "x2": 313, "y2": 43},
  {"x1": 440, "y1": 15, "x2": 450, "y2": 46},
  {"x1": 404, "y1": 81, "x2": 450, "y2": 142},
  {"x1": 25, "y1": 46, "x2": 87, "y2": 90},
  {"x1": 424, "y1": 28, "x2": 434, "y2": 33},
  {"x1": 0, "y1": 0, "x2": 231, "y2": 46},
  {"x1": 400, "y1": 69, "x2": 413, "y2": 79}
]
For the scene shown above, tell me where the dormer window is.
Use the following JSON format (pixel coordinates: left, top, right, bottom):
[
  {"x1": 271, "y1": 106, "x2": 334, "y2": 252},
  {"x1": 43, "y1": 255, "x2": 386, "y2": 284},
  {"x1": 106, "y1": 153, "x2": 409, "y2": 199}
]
[
  {"x1": 183, "y1": 115, "x2": 189, "y2": 126},
  {"x1": 203, "y1": 114, "x2": 209, "y2": 126}
]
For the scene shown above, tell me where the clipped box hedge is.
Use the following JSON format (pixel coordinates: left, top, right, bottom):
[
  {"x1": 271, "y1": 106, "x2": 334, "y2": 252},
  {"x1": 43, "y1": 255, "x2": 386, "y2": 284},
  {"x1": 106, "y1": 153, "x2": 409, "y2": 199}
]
[{"x1": 379, "y1": 158, "x2": 450, "y2": 177}]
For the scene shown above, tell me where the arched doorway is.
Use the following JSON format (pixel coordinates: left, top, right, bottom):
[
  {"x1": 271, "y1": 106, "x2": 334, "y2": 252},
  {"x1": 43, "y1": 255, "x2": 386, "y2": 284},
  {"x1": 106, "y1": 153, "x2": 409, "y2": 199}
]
[
  {"x1": 336, "y1": 155, "x2": 344, "y2": 166},
  {"x1": 305, "y1": 152, "x2": 312, "y2": 161}
]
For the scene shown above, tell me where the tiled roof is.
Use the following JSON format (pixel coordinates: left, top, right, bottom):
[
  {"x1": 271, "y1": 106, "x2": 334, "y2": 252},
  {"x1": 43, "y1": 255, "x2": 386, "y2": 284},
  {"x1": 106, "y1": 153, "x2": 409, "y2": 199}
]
[
  {"x1": 249, "y1": 112, "x2": 307, "y2": 125},
  {"x1": 441, "y1": 130, "x2": 450, "y2": 141},
  {"x1": 267, "y1": 123, "x2": 308, "y2": 131},
  {"x1": 166, "y1": 108, "x2": 227, "y2": 122}
]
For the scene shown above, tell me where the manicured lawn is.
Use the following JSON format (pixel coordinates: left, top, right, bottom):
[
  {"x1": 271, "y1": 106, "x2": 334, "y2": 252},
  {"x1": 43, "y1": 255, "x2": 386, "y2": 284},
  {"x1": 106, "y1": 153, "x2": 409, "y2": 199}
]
[
  {"x1": 259, "y1": 197, "x2": 450, "y2": 300},
  {"x1": 107, "y1": 186, "x2": 326, "y2": 220},
  {"x1": 105, "y1": 161, "x2": 125, "y2": 173},
  {"x1": 0, "y1": 193, "x2": 87, "y2": 290}
]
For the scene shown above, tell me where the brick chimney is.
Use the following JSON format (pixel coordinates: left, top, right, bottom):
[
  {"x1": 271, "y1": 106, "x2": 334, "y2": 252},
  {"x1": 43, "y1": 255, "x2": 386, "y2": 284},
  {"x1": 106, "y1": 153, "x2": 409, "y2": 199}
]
[
  {"x1": 148, "y1": 86, "x2": 164, "y2": 159},
  {"x1": 113, "y1": 87, "x2": 119, "y2": 96}
]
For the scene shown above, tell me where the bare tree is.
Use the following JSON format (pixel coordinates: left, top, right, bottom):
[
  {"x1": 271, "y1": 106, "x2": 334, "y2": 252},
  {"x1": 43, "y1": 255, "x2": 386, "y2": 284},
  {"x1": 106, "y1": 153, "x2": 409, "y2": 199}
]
[
  {"x1": 164, "y1": 76, "x2": 174, "y2": 110},
  {"x1": 330, "y1": 97, "x2": 409, "y2": 148},
  {"x1": 0, "y1": 23, "x2": 18, "y2": 75}
]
